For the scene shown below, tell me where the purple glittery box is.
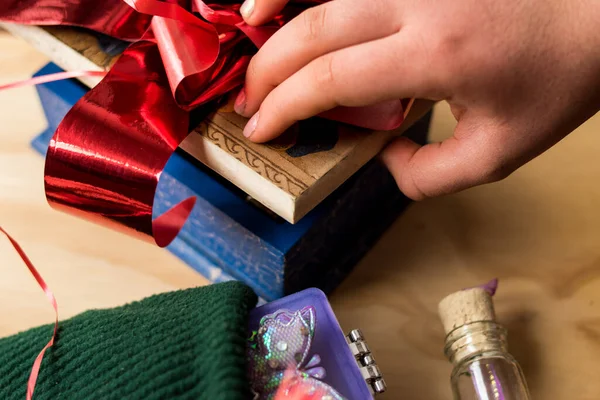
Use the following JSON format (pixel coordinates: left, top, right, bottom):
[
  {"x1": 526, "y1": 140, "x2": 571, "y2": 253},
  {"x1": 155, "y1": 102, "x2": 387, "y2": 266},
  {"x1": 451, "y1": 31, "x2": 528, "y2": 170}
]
[{"x1": 247, "y1": 288, "x2": 379, "y2": 400}]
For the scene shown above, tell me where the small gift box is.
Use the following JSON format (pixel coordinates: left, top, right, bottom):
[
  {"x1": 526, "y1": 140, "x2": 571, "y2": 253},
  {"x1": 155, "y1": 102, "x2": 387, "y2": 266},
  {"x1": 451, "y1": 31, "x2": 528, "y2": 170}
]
[{"x1": 31, "y1": 62, "x2": 432, "y2": 301}]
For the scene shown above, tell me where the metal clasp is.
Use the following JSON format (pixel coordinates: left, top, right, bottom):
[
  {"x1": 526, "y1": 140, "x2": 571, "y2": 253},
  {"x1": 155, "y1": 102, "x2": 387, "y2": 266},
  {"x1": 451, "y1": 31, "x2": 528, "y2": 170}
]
[{"x1": 346, "y1": 329, "x2": 386, "y2": 396}]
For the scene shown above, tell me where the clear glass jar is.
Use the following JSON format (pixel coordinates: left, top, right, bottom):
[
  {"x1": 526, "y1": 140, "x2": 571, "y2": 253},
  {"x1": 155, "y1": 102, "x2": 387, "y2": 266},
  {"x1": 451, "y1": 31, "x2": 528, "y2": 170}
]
[{"x1": 444, "y1": 321, "x2": 531, "y2": 400}]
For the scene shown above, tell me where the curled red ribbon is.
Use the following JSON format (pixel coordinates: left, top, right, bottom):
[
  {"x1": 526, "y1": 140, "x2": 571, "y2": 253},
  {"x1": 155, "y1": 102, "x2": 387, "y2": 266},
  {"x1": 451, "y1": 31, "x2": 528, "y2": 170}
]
[
  {"x1": 1, "y1": 0, "x2": 408, "y2": 247},
  {"x1": 0, "y1": 227, "x2": 58, "y2": 400}
]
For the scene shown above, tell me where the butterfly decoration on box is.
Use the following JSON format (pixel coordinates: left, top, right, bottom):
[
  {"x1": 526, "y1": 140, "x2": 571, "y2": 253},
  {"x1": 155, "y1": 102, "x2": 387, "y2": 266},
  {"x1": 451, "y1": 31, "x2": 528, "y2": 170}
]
[{"x1": 247, "y1": 306, "x2": 345, "y2": 400}]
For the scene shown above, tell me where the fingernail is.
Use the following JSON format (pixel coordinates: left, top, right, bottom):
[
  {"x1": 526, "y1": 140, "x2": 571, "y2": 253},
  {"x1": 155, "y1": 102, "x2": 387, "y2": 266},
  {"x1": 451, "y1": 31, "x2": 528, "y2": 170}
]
[
  {"x1": 240, "y1": 0, "x2": 255, "y2": 19},
  {"x1": 243, "y1": 112, "x2": 259, "y2": 138},
  {"x1": 234, "y1": 88, "x2": 246, "y2": 115}
]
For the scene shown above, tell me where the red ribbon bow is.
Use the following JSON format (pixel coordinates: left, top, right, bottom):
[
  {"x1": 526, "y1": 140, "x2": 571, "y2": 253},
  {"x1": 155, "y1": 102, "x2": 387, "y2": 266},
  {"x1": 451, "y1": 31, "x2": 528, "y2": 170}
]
[{"x1": 1, "y1": 0, "x2": 406, "y2": 247}]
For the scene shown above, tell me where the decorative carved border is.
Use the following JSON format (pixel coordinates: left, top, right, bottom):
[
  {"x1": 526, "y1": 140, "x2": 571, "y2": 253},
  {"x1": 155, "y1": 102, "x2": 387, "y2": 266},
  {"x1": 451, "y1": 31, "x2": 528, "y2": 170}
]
[{"x1": 196, "y1": 121, "x2": 309, "y2": 197}]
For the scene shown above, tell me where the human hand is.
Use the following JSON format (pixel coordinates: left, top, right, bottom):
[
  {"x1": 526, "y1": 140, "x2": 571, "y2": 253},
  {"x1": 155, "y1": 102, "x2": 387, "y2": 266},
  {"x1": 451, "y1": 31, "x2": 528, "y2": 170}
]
[{"x1": 235, "y1": 0, "x2": 600, "y2": 200}]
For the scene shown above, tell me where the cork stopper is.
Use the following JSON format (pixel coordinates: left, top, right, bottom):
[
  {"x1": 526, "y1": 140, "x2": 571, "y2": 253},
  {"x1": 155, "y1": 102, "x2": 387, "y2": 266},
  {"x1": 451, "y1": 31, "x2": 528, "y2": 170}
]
[{"x1": 438, "y1": 286, "x2": 496, "y2": 336}]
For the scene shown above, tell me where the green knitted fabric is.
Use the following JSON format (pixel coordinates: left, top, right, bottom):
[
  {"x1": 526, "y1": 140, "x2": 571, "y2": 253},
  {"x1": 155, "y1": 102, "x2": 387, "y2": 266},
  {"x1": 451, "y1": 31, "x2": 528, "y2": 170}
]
[{"x1": 0, "y1": 281, "x2": 258, "y2": 400}]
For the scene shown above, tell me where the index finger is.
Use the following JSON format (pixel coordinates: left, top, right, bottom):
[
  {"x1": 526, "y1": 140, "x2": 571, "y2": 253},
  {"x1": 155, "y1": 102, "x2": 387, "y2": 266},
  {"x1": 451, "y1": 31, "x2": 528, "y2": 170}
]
[{"x1": 242, "y1": 33, "x2": 438, "y2": 142}]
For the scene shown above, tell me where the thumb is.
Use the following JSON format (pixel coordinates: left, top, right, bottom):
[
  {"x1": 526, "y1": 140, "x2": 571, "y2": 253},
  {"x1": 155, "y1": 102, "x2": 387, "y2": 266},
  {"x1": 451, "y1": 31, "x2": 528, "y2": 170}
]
[
  {"x1": 240, "y1": 0, "x2": 290, "y2": 26},
  {"x1": 381, "y1": 117, "x2": 520, "y2": 200}
]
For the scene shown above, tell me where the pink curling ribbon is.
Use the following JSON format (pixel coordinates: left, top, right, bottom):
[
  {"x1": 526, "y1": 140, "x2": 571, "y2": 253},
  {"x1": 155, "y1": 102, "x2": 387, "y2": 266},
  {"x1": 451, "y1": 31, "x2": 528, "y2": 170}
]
[
  {"x1": 0, "y1": 227, "x2": 59, "y2": 400},
  {"x1": 0, "y1": 71, "x2": 106, "y2": 91}
]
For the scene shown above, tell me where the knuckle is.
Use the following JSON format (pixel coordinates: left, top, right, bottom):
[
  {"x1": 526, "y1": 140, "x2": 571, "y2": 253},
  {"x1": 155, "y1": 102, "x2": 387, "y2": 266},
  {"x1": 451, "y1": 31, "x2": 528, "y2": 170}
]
[
  {"x1": 302, "y1": 6, "x2": 328, "y2": 41},
  {"x1": 246, "y1": 52, "x2": 278, "y2": 91},
  {"x1": 431, "y1": 30, "x2": 470, "y2": 76},
  {"x1": 312, "y1": 54, "x2": 337, "y2": 89},
  {"x1": 401, "y1": 32, "x2": 452, "y2": 97},
  {"x1": 246, "y1": 56, "x2": 261, "y2": 82},
  {"x1": 430, "y1": 23, "x2": 466, "y2": 56}
]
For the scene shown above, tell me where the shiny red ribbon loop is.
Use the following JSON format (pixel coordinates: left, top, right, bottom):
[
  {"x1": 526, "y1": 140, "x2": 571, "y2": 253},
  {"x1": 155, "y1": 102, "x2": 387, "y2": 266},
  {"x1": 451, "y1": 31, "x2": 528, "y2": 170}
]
[
  {"x1": 0, "y1": 227, "x2": 59, "y2": 400},
  {"x1": 0, "y1": 0, "x2": 151, "y2": 40},
  {"x1": 43, "y1": 40, "x2": 198, "y2": 245},
  {"x1": 1, "y1": 0, "x2": 408, "y2": 247}
]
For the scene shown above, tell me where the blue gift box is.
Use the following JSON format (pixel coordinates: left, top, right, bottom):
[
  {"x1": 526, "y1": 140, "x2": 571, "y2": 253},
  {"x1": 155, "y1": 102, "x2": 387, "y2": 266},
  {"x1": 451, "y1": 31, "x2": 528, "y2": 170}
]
[{"x1": 32, "y1": 63, "x2": 431, "y2": 301}]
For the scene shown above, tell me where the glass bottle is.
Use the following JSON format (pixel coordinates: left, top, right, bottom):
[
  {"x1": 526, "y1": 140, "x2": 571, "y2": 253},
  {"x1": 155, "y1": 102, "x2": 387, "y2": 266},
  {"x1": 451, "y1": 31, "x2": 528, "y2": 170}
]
[
  {"x1": 438, "y1": 281, "x2": 531, "y2": 400},
  {"x1": 444, "y1": 321, "x2": 531, "y2": 400}
]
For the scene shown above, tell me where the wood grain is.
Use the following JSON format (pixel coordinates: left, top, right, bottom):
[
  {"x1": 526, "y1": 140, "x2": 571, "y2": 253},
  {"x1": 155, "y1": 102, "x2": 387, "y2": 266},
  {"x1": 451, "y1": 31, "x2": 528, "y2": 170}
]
[
  {"x1": 2, "y1": 32, "x2": 600, "y2": 399},
  {"x1": 1, "y1": 24, "x2": 432, "y2": 223}
]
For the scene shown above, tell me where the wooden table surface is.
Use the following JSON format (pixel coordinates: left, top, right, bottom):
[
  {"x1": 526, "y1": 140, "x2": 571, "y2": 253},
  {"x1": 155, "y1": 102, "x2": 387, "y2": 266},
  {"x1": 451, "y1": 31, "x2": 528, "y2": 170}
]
[{"x1": 1, "y1": 32, "x2": 599, "y2": 399}]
